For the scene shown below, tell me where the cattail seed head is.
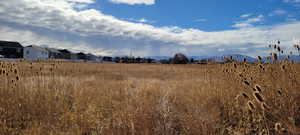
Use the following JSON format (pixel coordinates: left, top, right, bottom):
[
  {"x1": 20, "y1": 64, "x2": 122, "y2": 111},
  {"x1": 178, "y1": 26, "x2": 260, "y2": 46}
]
[
  {"x1": 275, "y1": 123, "x2": 282, "y2": 132},
  {"x1": 242, "y1": 93, "x2": 249, "y2": 99},
  {"x1": 233, "y1": 63, "x2": 237, "y2": 68},
  {"x1": 272, "y1": 53, "x2": 278, "y2": 61},
  {"x1": 255, "y1": 84, "x2": 262, "y2": 92},
  {"x1": 277, "y1": 88, "x2": 283, "y2": 96},
  {"x1": 253, "y1": 92, "x2": 264, "y2": 102},
  {"x1": 281, "y1": 65, "x2": 286, "y2": 71},
  {"x1": 261, "y1": 102, "x2": 269, "y2": 110},
  {"x1": 257, "y1": 56, "x2": 262, "y2": 61},
  {"x1": 247, "y1": 101, "x2": 255, "y2": 111},
  {"x1": 277, "y1": 46, "x2": 281, "y2": 52},
  {"x1": 243, "y1": 80, "x2": 250, "y2": 86}
]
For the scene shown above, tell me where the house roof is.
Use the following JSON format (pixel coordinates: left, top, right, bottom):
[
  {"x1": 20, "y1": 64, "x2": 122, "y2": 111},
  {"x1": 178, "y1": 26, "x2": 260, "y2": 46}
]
[
  {"x1": 0, "y1": 41, "x2": 23, "y2": 48},
  {"x1": 46, "y1": 48, "x2": 61, "y2": 53},
  {"x1": 26, "y1": 45, "x2": 48, "y2": 52},
  {"x1": 59, "y1": 49, "x2": 71, "y2": 54}
]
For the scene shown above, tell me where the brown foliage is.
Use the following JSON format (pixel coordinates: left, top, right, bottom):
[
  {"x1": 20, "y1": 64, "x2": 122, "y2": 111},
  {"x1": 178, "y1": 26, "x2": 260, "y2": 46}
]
[{"x1": 0, "y1": 60, "x2": 300, "y2": 134}]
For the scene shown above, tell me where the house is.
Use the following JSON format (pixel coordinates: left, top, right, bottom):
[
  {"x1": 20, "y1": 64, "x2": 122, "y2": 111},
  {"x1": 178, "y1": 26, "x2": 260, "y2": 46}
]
[
  {"x1": 23, "y1": 45, "x2": 49, "y2": 60},
  {"x1": 0, "y1": 41, "x2": 23, "y2": 58},
  {"x1": 77, "y1": 52, "x2": 87, "y2": 60},
  {"x1": 59, "y1": 49, "x2": 78, "y2": 60},
  {"x1": 46, "y1": 48, "x2": 62, "y2": 59},
  {"x1": 86, "y1": 53, "x2": 98, "y2": 61},
  {"x1": 58, "y1": 49, "x2": 72, "y2": 59},
  {"x1": 102, "y1": 56, "x2": 113, "y2": 62}
]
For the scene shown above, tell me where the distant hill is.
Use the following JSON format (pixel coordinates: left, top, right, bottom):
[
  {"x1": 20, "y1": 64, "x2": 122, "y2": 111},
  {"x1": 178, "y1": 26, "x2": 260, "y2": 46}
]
[
  {"x1": 262, "y1": 55, "x2": 300, "y2": 63},
  {"x1": 148, "y1": 54, "x2": 256, "y2": 62},
  {"x1": 191, "y1": 54, "x2": 257, "y2": 63}
]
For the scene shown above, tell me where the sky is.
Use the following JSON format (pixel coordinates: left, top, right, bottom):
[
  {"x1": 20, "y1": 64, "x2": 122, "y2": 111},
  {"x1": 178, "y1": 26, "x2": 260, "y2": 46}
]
[{"x1": 1, "y1": 0, "x2": 300, "y2": 57}]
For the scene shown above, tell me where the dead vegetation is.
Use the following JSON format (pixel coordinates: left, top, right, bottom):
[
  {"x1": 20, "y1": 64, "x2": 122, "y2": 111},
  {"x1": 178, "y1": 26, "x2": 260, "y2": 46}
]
[{"x1": 0, "y1": 41, "x2": 300, "y2": 135}]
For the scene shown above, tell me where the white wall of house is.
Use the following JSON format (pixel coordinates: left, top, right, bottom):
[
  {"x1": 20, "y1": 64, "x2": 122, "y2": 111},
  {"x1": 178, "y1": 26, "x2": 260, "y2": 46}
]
[{"x1": 23, "y1": 47, "x2": 49, "y2": 60}]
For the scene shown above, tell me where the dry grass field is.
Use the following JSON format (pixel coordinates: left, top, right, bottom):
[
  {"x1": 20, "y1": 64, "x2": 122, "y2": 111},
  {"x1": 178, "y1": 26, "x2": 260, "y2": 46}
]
[{"x1": 0, "y1": 60, "x2": 300, "y2": 135}]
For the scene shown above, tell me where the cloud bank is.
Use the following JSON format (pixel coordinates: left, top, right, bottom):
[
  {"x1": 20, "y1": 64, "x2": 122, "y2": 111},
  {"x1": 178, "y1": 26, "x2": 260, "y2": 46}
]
[
  {"x1": 109, "y1": 0, "x2": 155, "y2": 5},
  {"x1": 0, "y1": 0, "x2": 300, "y2": 57}
]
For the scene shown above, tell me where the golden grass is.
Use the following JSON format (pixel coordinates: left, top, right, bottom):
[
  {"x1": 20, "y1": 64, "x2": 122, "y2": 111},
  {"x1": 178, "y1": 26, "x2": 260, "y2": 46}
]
[{"x1": 0, "y1": 61, "x2": 300, "y2": 134}]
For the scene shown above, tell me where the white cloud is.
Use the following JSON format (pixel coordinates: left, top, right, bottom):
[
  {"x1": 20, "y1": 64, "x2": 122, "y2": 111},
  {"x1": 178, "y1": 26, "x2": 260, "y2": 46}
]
[
  {"x1": 269, "y1": 9, "x2": 287, "y2": 16},
  {"x1": 233, "y1": 15, "x2": 264, "y2": 28},
  {"x1": 0, "y1": 0, "x2": 300, "y2": 57},
  {"x1": 109, "y1": 0, "x2": 155, "y2": 5},
  {"x1": 240, "y1": 13, "x2": 252, "y2": 18},
  {"x1": 124, "y1": 18, "x2": 155, "y2": 24}
]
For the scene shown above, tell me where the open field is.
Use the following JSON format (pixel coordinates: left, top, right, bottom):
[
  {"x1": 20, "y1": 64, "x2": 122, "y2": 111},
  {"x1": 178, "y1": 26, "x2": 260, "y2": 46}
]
[{"x1": 0, "y1": 61, "x2": 300, "y2": 135}]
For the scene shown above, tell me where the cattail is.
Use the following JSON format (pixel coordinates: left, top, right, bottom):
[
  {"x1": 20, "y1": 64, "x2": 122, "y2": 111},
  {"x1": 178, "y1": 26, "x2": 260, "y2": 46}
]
[
  {"x1": 272, "y1": 53, "x2": 278, "y2": 61},
  {"x1": 277, "y1": 46, "x2": 281, "y2": 52},
  {"x1": 14, "y1": 69, "x2": 18, "y2": 74},
  {"x1": 247, "y1": 101, "x2": 255, "y2": 111},
  {"x1": 255, "y1": 84, "x2": 262, "y2": 92},
  {"x1": 242, "y1": 93, "x2": 249, "y2": 99},
  {"x1": 261, "y1": 102, "x2": 269, "y2": 110},
  {"x1": 258, "y1": 64, "x2": 265, "y2": 70},
  {"x1": 278, "y1": 40, "x2": 280, "y2": 45},
  {"x1": 277, "y1": 88, "x2": 283, "y2": 96},
  {"x1": 243, "y1": 80, "x2": 250, "y2": 86},
  {"x1": 233, "y1": 63, "x2": 237, "y2": 68},
  {"x1": 16, "y1": 76, "x2": 19, "y2": 81},
  {"x1": 257, "y1": 56, "x2": 262, "y2": 61},
  {"x1": 243, "y1": 58, "x2": 247, "y2": 63},
  {"x1": 253, "y1": 92, "x2": 264, "y2": 102},
  {"x1": 275, "y1": 122, "x2": 282, "y2": 132}
]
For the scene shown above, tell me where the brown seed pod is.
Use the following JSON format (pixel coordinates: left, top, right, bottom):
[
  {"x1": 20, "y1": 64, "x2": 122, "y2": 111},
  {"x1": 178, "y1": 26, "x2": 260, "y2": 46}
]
[
  {"x1": 261, "y1": 102, "x2": 270, "y2": 110},
  {"x1": 275, "y1": 122, "x2": 282, "y2": 132},
  {"x1": 247, "y1": 101, "x2": 255, "y2": 111},
  {"x1": 233, "y1": 63, "x2": 237, "y2": 68},
  {"x1": 257, "y1": 56, "x2": 262, "y2": 61},
  {"x1": 242, "y1": 93, "x2": 249, "y2": 99},
  {"x1": 272, "y1": 53, "x2": 278, "y2": 61},
  {"x1": 255, "y1": 84, "x2": 262, "y2": 92},
  {"x1": 243, "y1": 80, "x2": 250, "y2": 86},
  {"x1": 277, "y1": 88, "x2": 283, "y2": 96},
  {"x1": 281, "y1": 65, "x2": 286, "y2": 71},
  {"x1": 277, "y1": 46, "x2": 281, "y2": 52},
  {"x1": 253, "y1": 92, "x2": 264, "y2": 102}
]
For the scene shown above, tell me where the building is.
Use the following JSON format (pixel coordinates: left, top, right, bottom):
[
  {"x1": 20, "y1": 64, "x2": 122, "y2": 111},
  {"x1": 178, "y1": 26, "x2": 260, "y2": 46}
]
[
  {"x1": 46, "y1": 48, "x2": 62, "y2": 59},
  {"x1": 86, "y1": 53, "x2": 98, "y2": 61},
  {"x1": 23, "y1": 45, "x2": 49, "y2": 60},
  {"x1": 77, "y1": 52, "x2": 87, "y2": 60},
  {"x1": 58, "y1": 49, "x2": 72, "y2": 59},
  {"x1": 0, "y1": 41, "x2": 23, "y2": 58},
  {"x1": 58, "y1": 49, "x2": 78, "y2": 60}
]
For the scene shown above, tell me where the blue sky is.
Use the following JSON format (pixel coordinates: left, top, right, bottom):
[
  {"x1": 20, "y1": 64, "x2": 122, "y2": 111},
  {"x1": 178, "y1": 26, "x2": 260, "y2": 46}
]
[
  {"x1": 0, "y1": 0, "x2": 300, "y2": 57},
  {"x1": 97, "y1": 0, "x2": 300, "y2": 31}
]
